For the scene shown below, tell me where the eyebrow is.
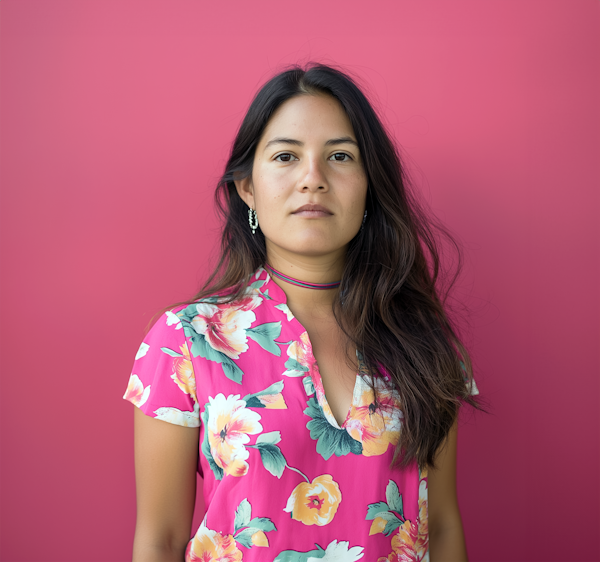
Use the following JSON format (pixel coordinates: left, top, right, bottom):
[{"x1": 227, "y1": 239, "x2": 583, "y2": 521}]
[{"x1": 263, "y1": 136, "x2": 359, "y2": 150}]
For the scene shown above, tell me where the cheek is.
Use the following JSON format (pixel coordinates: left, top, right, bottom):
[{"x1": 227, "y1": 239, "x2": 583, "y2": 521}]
[
  {"x1": 254, "y1": 195, "x2": 287, "y2": 234},
  {"x1": 253, "y1": 173, "x2": 293, "y2": 219},
  {"x1": 345, "y1": 180, "x2": 368, "y2": 215},
  {"x1": 258, "y1": 200, "x2": 283, "y2": 226}
]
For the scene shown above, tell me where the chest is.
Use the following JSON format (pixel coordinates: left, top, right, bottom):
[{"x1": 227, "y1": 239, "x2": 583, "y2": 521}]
[
  {"x1": 291, "y1": 313, "x2": 359, "y2": 427},
  {"x1": 184, "y1": 289, "x2": 410, "y2": 517}
]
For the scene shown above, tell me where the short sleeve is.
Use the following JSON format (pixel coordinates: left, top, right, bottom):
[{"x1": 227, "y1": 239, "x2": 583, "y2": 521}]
[{"x1": 123, "y1": 310, "x2": 200, "y2": 427}]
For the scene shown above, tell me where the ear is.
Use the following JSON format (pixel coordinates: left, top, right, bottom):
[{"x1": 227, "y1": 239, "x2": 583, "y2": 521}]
[{"x1": 234, "y1": 175, "x2": 255, "y2": 209}]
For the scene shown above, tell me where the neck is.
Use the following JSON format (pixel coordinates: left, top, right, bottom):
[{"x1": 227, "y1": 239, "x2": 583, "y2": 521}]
[{"x1": 265, "y1": 249, "x2": 345, "y2": 315}]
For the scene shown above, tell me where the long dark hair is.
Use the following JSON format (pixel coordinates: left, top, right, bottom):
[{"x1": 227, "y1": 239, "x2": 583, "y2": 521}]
[{"x1": 190, "y1": 63, "x2": 478, "y2": 468}]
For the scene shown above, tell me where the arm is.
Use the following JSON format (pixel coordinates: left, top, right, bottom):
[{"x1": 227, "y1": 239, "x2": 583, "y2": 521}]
[
  {"x1": 132, "y1": 406, "x2": 199, "y2": 562},
  {"x1": 427, "y1": 420, "x2": 468, "y2": 562}
]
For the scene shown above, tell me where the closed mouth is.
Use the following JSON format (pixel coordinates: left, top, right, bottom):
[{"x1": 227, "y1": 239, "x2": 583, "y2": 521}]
[{"x1": 292, "y1": 204, "x2": 333, "y2": 215}]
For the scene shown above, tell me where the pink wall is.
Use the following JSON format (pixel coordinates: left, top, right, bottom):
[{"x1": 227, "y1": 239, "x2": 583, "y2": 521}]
[{"x1": 1, "y1": 1, "x2": 598, "y2": 560}]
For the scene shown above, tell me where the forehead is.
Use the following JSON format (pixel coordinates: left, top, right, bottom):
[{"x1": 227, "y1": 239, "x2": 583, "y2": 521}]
[{"x1": 259, "y1": 94, "x2": 356, "y2": 145}]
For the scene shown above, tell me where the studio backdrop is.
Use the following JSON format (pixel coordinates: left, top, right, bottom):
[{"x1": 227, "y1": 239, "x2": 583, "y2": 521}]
[{"x1": 1, "y1": 1, "x2": 598, "y2": 561}]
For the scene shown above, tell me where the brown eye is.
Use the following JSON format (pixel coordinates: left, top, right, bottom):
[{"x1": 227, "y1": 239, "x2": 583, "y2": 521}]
[
  {"x1": 275, "y1": 153, "x2": 296, "y2": 162},
  {"x1": 330, "y1": 153, "x2": 351, "y2": 161}
]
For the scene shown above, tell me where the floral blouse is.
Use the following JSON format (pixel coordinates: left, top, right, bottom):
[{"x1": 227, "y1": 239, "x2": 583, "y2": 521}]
[{"x1": 124, "y1": 267, "x2": 438, "y2": 562}]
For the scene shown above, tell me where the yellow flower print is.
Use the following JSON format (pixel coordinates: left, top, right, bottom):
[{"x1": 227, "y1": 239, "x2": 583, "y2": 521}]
[
  {"x1": 369, "y1": 516, "x2": 388, "y2": 535},
  {"x1": 256, "y1": 392, "x2": 286, "y2": 409},
  {"x1": 375, "y1": 521, "x2": 419, "y2": 562},
  {"x1": 251, "y1": 530, "x2": 268, "y2": 547},
  {"x1": 207, "y1": 394, "x2": 263, "y2": 477},
  {"x1": 284, "y1": 474, "x2": 342, "y2": 526},
  {"x1": 242, "y1": 381, "x2": 288, "y2": 410},
  {"x1": 375, "y1": 476, "x2": 429, "y2": 562},
  {"x1": 345, "y1": 376, "x2": 402, "y2": 456},
  {"x1": 395, "y1": 520, "x2": 421, "y2": 561},
  {"x1": 186, "y1": 525, "x2": 242, "y2": 562},
  {"x1": 123, "y1": 374, "x2": 151, "y2": 407},
  {"x1": 171, "y1": 343, "x2": 197, "y2": 402}
]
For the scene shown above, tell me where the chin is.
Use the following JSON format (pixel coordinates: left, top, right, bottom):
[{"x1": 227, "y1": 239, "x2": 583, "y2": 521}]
[
  {"x1": 276, "y1": 236, "x2": 352, "y2": 258},
  {"x1": 264, "y1": 226, "x2": 359, "y2": 257}
]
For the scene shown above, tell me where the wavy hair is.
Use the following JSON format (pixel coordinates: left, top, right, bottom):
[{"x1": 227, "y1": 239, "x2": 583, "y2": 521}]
[{"x1": 188, "y1": 63, "x2": 479, "y2": 468}]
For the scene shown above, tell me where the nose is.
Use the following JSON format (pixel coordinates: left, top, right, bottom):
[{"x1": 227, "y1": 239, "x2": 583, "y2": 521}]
[{"x1": 298, "y1": 155, "x2": 329, "y2": 192}]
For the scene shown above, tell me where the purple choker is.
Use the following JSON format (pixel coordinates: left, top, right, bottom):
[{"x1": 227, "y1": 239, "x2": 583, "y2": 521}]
[{"x1": 264, "y1": 264, "x2": 341, "y2": 290}]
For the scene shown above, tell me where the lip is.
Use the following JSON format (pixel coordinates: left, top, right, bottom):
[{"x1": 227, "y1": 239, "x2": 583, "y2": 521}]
[{"x1": 292, "y1": 204, "x2": 333, "y2": 217}]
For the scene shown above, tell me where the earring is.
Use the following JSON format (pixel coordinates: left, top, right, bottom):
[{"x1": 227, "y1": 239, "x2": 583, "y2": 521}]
[
  {"x1": 248, "y1": 208, "x2": 259, "y2": 235},
  {"x1": 361, "y1": 210, "x2": 367, "y2": 231}
]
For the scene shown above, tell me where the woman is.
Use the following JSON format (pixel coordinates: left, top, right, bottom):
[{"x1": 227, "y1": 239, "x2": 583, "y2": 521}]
[{"x1": 124, "y1": 63, "x2": 479, "y2": 561}]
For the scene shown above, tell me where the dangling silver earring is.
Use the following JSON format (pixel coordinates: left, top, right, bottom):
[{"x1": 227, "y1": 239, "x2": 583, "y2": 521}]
[
  {"x1": 360, "y1": 210, "x2": 367, "y2": 231},
  {"x1": 248, "y1": 208, "x2": 259, "y2": 235}
]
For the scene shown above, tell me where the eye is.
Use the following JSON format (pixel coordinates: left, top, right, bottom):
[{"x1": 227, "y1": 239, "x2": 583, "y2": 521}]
[
  {"x1": 329, "y1": 152, "x2": 352, "y2": 162},
  {"x1": 274, "y1": 153, "x2": 298, "y2": 162}
]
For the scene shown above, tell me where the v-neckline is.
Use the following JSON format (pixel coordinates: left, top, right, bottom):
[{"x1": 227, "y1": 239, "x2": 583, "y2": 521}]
[
  {"x1": 257, "y1": 268, "x2": 361, "y2": 429},
  {"x1": 309, "y1": 352, "x2": 362, "y2": 429}
]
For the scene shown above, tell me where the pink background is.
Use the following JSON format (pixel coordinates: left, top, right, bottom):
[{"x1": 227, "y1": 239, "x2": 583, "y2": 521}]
[{"x1": 1, "y1": 1, "x2": 598, "y2": 561}]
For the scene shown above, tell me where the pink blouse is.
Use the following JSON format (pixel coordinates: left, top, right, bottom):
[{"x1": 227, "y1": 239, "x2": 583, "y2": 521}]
[{"x1": 124, "y1": 267, "x2": 432, "y2": 561}]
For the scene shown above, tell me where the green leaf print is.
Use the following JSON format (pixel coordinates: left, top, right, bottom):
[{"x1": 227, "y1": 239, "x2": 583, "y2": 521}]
[
  {"x1": 365, "y1": 484, "x2": 407, "y2": 538},
  {"x1": 244, "y1": 397, "x2": 263, "y2": 408},
  {"x1": 249, "y1": 280, "x2": 266, "y2": 291},
  {"x1": 283, "y1": 357, "x2": 309, "y2": 377},
  {"x1": 365, "y1": 501, "x2": 390, "y2": 520},
  {"x1": 256, "y1": 431, "x2": 282, "y2": 445},
  {"x1": 302, "y1": 375, "x2": 315, "y2": 396},
  {"x1": 246, "y1": 321, "x2": 282, "y2": 356},
  {"x1": 382, "y1": 514, "x2": 403, "y2": 536},
  {"x1": 220, "y1": 356, "x2": 244, "y2": 384},
  {"x1": 386, "y1": 480, "x2": 404, "y2": 517},
  {"x1": 262, "y1": 289, "x2": 272, "y2": 300},
  {"x1": 243, "y1": 381, "x2": 284, "y2": 403},
  {"x1": 247, "y1": 517, "x2": 277, "y2": 533},
  {"x1": 181, "y1": 322, "x2": 244, "y2": 384},
  {"x1": 243, "y1": 381, "x2": 286, "y2": 408},
  {"x1": 231, "y1": 498, "x2": 277, "y2": 548},
  {"x1": 374, "y1": 511, "x2": 402, "y2": 523},
  {"x1": 188, "y1": 332, "x2": 218, "y2": 361},
  {"x1": 190, "y1": 333, "x2": 242, "y2": 383},
  {"x1": 234, "y1": 498, "x2": 251, "y2": 532},
  {"x1": 253, "y1": 442, "x2": 286, "y2": 478},
  {"x1": 177, "y1": 303, "x2": 201, "y2": 324},
  {"x1": 234, "y1": 527, "x2": 260, "y2": 548},
  {"x1": 160, "y1": 347, "x2": 183, "y2": 358},
  {"x1": 304, "y1": 397, "x2": 362, "y2": 460},
  {"x1": 274, "y1": 544, "x2": 325, "y2": 561},
  {"x1": 200, "y1": 407, "x2": 224, "y2": 481}
]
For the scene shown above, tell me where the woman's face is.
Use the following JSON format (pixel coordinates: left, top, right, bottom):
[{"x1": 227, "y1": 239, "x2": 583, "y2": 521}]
[{"x1": 235, "y1": 94, "x2": 368, "y2": 262}]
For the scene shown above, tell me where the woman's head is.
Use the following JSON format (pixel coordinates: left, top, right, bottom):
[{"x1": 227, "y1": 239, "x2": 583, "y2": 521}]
[{"x1": 235, "y1": 92, "x2": 368, "y2": 264}]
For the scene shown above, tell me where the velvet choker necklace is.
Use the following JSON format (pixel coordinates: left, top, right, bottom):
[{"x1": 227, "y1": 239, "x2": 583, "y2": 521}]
[{"x1": 264, "y1": 264, "x2": 341, "y2": 290}]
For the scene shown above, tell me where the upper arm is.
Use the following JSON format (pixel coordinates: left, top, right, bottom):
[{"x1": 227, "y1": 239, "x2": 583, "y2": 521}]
[
  {"x1": 124, "y1": 311, "x2": 202, "y2": 560},
  {"x1": 427, "y1": 420, "x2": 468, "y2": 561},
  {"x1": 133, "y1": 406, "x2": 199, "y2": 559},
  {"x1": 428, "y1": 421, "x2": 459, "y2": 526}
]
